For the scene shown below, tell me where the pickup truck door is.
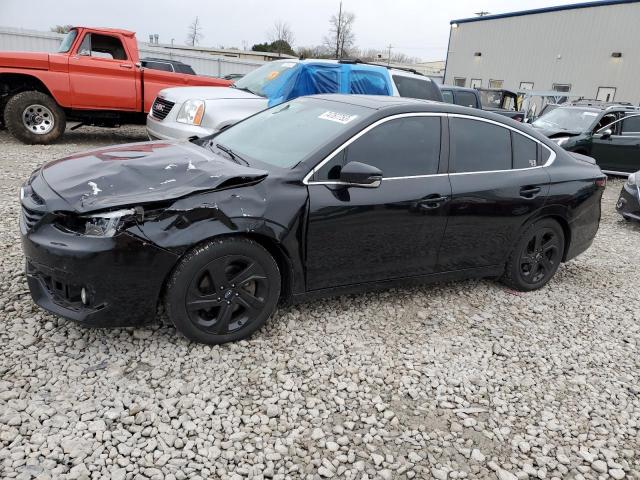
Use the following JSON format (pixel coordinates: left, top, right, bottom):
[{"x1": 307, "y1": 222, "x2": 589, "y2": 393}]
[
  {"x1": 68, "y1": 32, "x2": 138, "y2": 110},
  {"x1": 591, "y1": 115, "x2": 640, "y2": 174}
]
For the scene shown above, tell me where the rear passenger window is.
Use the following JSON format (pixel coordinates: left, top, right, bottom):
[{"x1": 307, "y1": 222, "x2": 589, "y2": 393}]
[
  {"x1": 454, "y1": 91, "x2": 478, "y2": 108},
  {"x1": 441, "y1": 90, "x2": 454, "y2": 103},
  {"x1": 450, "y1": 118, "x2": 511, "y2": 172},
  {"x1": 144, "y1": 61, "x2": 173, "y2": 72},
  {"x1": 315, "y1": 116, "x2": 441, "y2": 180},
  {"x1": 512, "y1": 132, "x2": 538, "y2": 169},
  {"x1": 393, "y1": 75, "x2": 440, "y2": 101},
  {"x1": 622, "y1": 115, "x2": 640, "y2": 133},
  {"x1": 539, "y1": 145, "x2": 552, "y2": 165}
]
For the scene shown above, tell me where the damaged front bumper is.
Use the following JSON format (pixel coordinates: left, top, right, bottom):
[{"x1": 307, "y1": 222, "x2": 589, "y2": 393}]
[
  {"x1": 616, "y1": 183, "x2": 640, "y2": 222},
  {"x1": 21, "y1": 220, "x2": 178, "y2": 327}
]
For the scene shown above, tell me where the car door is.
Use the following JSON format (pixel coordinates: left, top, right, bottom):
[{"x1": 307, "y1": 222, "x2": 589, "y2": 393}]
[
  {"x1": 592, "y1": 114, "x2": 640, "y2": 173},
  {"x1": 437, "y1": 115, "x2": 551, "y2": 272},
  {"x1": 305, "y1": 114, "x2": 451, "y2": 290},
  {"x1": 68, "y1": 32, "x2": 138, "y2": 110}
]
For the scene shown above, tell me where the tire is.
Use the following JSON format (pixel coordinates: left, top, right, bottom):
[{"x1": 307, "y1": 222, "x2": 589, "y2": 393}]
[
  {"x1": 4, "y1": 91, "x2": 66, "y2": 144},
  {"x1": 501, "y1": 218, "x2": 565, "y2": 291},
  {"x1": 165, "y1": 237, "x2": 281, "y2": 345}
]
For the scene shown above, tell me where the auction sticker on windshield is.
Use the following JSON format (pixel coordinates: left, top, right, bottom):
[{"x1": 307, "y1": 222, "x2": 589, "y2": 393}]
[{"x1": 318, "y1": 111, "x2": 358, "y2": 124}]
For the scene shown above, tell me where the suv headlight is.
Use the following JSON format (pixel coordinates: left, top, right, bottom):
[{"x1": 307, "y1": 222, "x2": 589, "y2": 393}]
[
  {"x1": 627, "y1": 172, "x2": 637, "y2": 187},
  {"x1": 553, "y1": 137, "x2": 570, "y2": 146},
  {"x1": 176, "y1": 100, "x2": 205, "y2": 125},
  {"x1": 57, "y1": 208, "x2": 137, "y2": 237}
]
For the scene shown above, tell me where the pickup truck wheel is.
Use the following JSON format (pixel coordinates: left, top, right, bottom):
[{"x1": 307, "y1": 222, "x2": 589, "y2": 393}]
[{"x1": 4, "y1": 91, "x2": 66, "y2": 144}]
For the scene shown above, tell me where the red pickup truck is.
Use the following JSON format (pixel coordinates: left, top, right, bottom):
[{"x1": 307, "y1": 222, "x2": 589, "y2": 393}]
[{"x1": 0, "y1": 27, "x2": 231, "y2": 144}]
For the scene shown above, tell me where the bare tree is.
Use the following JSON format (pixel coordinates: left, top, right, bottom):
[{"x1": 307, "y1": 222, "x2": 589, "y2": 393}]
[
  {"x1": 324, "y1": 2, "x2": 356, "y2": 59},
  {"x1": 50, "y1": 25, "x2": 73, "y2": 34},
  {"x1": 186, "y1": 17, "x2": 204, "y2": 46},
  {"x1": 270, "y1": 20, "x2": 295, "y2": 56}
]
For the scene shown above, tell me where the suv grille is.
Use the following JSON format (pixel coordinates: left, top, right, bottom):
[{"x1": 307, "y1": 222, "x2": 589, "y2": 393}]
[
  {"x1": 22, "y1": 205, "x2": 45, "y2": 230},
  {"x1": 151, "y1": 97, "x2": 175, "y2": 121}
]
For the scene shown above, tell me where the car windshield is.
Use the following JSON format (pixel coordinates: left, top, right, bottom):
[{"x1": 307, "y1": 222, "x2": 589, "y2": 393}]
[
  {"x1": 209, "y1": 97, "x2": 369, "y2": 168},
  {"x1": 533, "y1": 108, "x2": 599, "y2": 132},
  {"x1": 232, "y1": 61, "x2": 298, "y2": 97},
  {"x1": 57, "y1": 29, "x2": 78, "y2": 53}
]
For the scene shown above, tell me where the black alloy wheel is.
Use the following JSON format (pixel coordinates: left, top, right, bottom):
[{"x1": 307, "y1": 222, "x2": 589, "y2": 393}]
[
  {"x1": 501, "y1": 219, "x2": 565, "y2": 291},
  {"x1": 166, "y1": 237, "x2": 280, "y2": 344}
]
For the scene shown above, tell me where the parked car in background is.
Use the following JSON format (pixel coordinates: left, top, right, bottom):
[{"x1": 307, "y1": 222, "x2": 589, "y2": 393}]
[
  {"x1": 222, "y1": 73, "x2": 245, "y2": 81},
  {"x1": 21, "y1": 95, "x2": 605, "y2": 345},
  {"x1": 532, "y1": 103, "x2": 640, "y2": 175},
  {"x1": 478, "y1": 88, "x2": 523, "y2": 121},
  {"x1": 0, "y1": 26, "x2": 231, "y2": 144},
  {"x1": 146, "y1": 59, "x2": 443, "y2": 140},
  {"x1": 616, "y1": 170, "x2": 640, "y2": 221},
  {"x1": 440, "y1": 85, "x2": 481, "y2": 108},
  {"x1": 141, "y1": 58, "x2": 196, "y2": 75}
]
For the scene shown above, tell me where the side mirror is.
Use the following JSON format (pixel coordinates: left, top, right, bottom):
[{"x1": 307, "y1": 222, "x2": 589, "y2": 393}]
[
  {"x1": 597, "y1": 128, "x2": 613, "y2": 139},
  {"x1": 339, "y1": 161, "x2": 383, "y2": 188}
]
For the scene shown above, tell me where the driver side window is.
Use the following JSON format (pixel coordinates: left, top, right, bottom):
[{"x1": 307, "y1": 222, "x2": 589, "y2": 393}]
[
  {"x1": 314, "y1": 116, "x2": 442, "y2": 181},
  {"x1": 77, "y1": 33, "x2": 127, "y2": 60}
]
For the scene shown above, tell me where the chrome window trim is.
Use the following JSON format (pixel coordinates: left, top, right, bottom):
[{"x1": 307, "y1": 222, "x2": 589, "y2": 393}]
[{"x1": 303, "y1": 112, "x2": 556, "y2": 186}]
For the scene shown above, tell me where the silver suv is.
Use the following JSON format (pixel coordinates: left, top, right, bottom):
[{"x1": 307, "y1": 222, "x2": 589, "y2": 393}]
[{"x1": 147, "y1": 59, "x2": 443, "y2": 141}]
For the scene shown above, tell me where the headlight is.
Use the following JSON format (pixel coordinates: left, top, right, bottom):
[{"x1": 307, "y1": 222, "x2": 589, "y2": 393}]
[
  {"x1": 176, "y1": 100, "x2": 205, "y2": 125},
  {"x1": 57, "y1": 208, "x2": 136, "y2": 237},
  {"x1": 553, "y1": 137, "x2": 570, "y2": 146},
  {"x1": 627, "y1": 172, "x2": 637, "y2": 187}
]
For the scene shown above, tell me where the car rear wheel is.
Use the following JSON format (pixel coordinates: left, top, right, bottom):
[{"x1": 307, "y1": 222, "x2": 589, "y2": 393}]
[
  {"x1": 501, "y1": 218, "x2": 565, "y2": 291},
  {"x1": 165, "y1": 237, "x2": 280, "y2": 345},
  {"x1": 4, "y1": 91, "x2": 66, "y2": 144}
]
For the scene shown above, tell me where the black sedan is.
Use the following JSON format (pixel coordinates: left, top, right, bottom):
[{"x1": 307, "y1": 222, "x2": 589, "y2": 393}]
[
  {"x1": 20, "y1": 95, "x2": 606, "y2": 345},
  {"x1": 616, "y1": 171, "x2": 640, "y2": 221}
]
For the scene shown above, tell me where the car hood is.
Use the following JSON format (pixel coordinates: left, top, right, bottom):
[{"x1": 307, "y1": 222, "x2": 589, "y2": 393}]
[
  {"x1": 40, "y1": 141, "x2": 268, "y2": 213},
  {"x1": 532, "y1": 126, "x2": 582, "y2": 138},
  {"x1": 157, "y1": 86, "x2": 262, "y2": 103}
]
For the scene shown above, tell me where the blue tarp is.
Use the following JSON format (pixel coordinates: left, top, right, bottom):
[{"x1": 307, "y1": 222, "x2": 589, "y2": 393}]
[{"x1": 262, "y1": 63, "x2": 393, "y2": 107}]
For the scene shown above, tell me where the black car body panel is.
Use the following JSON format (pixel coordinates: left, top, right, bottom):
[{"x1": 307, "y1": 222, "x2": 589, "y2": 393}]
[
  {"x1": 616, "y1": 173, "x2": 640, "y2": 221},
  {"x1": 20, "y1": 95, "x2": 606, "y2": 328}
]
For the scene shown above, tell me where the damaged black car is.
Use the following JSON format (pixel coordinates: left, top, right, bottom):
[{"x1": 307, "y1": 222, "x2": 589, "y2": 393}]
[{"x1": 20, "y1": 95, "x2": 606, "y2": 344}]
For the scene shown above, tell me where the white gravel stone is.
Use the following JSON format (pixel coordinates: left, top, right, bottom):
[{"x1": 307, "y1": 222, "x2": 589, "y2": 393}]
[{"x1": 0, "y1": 129, "x2": 638, "y2": 480}]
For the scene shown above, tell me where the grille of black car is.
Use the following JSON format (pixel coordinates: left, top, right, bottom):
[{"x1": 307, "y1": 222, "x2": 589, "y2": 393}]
[
  {"x1": 151, "y1": 97, "x2": 175, "y2": 121},
  {"x1": 22, "y1": 205, "x2": 45, "y2": 230}
]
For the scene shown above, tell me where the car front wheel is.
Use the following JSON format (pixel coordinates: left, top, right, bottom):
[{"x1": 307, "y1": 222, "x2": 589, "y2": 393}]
[
  {"x1": 501, "y1": 218, "x2": 565, "y2": 291},
  {"x1": 165, "y1": 237, "x2": 281, "y2": 345}
]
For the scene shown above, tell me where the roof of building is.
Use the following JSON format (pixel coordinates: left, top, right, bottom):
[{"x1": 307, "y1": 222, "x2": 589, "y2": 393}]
[{"x1": 450, "y1": 0, "x2": 640, "y2": 25}]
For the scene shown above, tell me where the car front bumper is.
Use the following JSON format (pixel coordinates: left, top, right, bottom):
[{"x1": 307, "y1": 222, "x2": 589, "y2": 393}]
[
  {"x1": 616, "y1": 183, "x2": 640, "y2": 221},
  {"x1": 146, "y1": 114, "x2": 213, "y2": 141},
  {"x1": 21, "y1": 220, "x2": 179, "y2": 327}
]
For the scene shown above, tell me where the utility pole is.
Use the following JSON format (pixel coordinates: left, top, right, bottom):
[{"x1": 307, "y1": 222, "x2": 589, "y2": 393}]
[
  {"x1": 386, "y1": 44, "x2": 393, "y2": 66},
  {"x1": 335, "y1": 1, "x2": 342, "y2": 58}
]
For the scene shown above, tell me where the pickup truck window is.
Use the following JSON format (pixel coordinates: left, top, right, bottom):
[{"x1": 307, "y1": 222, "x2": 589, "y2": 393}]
[
  {"x1": 57, "y1": 29, "x2": 78, "y2": 53},
  {"x1": 78, "y1": 33, "x2": 128, "y2": 60}
]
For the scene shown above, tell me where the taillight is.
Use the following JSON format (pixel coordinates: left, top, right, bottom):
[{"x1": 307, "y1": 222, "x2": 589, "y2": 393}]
[{"x1": 595, "y1": 177, "x2": 607, "y2": 188}]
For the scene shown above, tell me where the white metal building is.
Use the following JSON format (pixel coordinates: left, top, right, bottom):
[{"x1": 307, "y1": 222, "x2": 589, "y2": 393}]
[{"x1": 443, "y1": 0, "x2": 640, "y2": 103}]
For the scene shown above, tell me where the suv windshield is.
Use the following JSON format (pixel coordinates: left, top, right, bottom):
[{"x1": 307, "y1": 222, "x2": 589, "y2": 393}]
[
  {"x1": 209, "y1": 97, "x2": 369, "y2": 168},
  {"x1": 533, "y1": 108, "x2": 599, "y2": 132},
  {"x1": 233, "y1": 61, "x2": 298, "y2": 97},
  {"x1": 57, "y1": 29, "x2": 78, "y2": 53}
]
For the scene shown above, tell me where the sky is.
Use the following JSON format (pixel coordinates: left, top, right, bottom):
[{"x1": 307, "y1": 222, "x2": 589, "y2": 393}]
[{"x1": 1, "y1": 0, "x2": 581, "y2": 61}]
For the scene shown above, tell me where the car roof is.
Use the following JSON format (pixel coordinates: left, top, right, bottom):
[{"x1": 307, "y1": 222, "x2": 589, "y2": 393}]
[
  {"x1": 270, "y1": 58, "x2": 429, "y2": 79},
  {"x1": 551, "y1": 106, "x2": 603, "y2": 113},
  {"x1": 141, "y1": 57, "x2": 188, "y2": 65}
]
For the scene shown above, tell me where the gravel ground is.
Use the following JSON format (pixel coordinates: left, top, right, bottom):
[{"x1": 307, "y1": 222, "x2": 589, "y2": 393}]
[{"x1": 0, "y1": 126, "x2": 638, "y2": 480}]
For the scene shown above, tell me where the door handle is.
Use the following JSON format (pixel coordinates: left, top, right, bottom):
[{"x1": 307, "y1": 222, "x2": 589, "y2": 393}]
[
  {"x1": 520, "y1": 186, "x2": 542, "y2": 198},
  {"x1": 418, "y1": 195, "x2": 449, "y2": 210},
  {"x1": 119, "y1": 64, "x2": 133, "y2": 69}
]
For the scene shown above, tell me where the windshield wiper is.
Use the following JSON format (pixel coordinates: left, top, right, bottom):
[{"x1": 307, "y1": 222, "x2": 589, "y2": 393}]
[{"x1": 215, "y1": 143, "x2": 250, "y2": 166}]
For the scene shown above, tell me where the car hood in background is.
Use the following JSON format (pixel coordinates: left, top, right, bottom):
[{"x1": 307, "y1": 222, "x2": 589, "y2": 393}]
[
  {"x1": 532, "y1": 126, "x2": 582, "y2": 138},
  {"x1": 40, "y1": 141, "x2": 268, "y2": 213},
  {"x1": 157, "y1": 86, "x2": 263, "y2": 103}
]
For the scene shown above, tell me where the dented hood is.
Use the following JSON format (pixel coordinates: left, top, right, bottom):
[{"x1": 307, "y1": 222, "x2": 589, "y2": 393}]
[{"x1": 40, "y1": 141, "x2": 268, "y2": 213}]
